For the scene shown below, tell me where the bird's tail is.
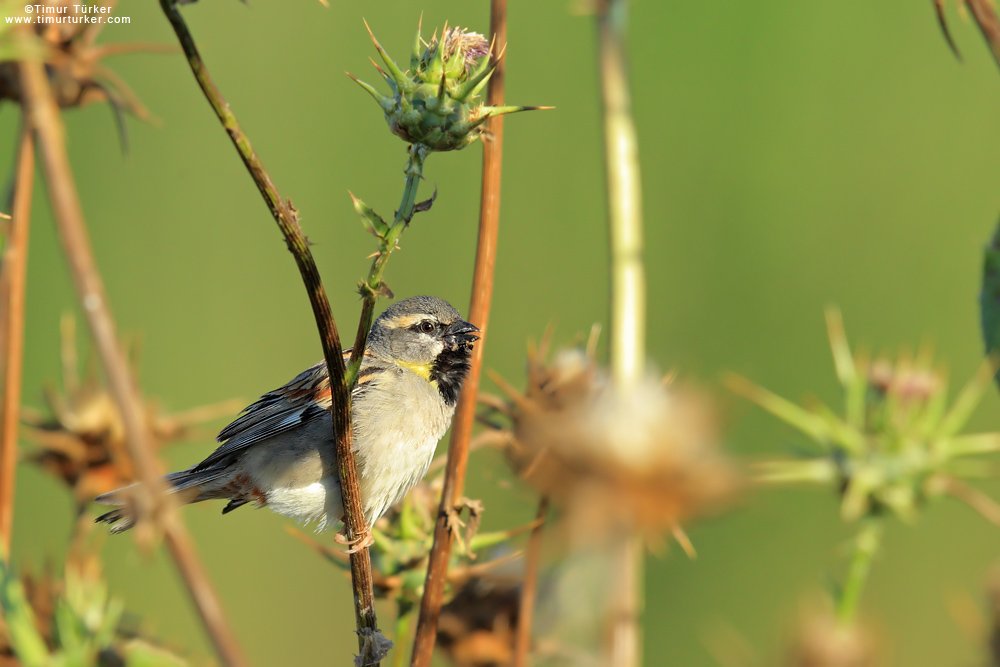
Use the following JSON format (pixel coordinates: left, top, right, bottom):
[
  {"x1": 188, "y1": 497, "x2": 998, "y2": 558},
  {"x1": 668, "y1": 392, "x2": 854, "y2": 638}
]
[{"x1": 94, "y1": 468, "x2": 224, "y2": 533}]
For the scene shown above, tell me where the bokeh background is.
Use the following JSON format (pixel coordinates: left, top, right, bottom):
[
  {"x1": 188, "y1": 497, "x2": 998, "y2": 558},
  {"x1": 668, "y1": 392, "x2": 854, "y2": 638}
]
[{"x1": 4, "y1": 0, "x2": 1000, "y2": 664}]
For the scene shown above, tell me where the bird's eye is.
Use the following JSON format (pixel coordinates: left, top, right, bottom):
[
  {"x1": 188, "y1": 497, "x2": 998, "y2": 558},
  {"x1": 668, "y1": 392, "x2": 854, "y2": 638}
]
[{"x1": 419, "y1": 320, "x2": 435, "y2": 334}]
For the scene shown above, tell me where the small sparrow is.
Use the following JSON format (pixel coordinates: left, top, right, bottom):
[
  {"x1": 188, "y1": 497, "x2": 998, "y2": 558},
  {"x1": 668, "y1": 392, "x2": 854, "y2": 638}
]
[{"x1": 95, "y1": 295, "x2": 479, "y2": 546}]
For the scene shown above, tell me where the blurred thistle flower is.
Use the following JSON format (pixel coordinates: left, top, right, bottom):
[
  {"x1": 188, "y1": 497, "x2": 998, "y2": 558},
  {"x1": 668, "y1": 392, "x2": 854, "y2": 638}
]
[
  {"x1": 0, "y1": 532, "x2": 187, "y2": 666},
  {"x1": 728, "y1": 308, "x2": 1000, "y2": 526},
  {"x1": 21, "y1": 315, "x2": 242, "y2": 511},
  {"x1": 348, "y1": 19, "x2": 550, "y2": 152},
  {"x1": 486, "y1": 330, "x2": 739, "y2": 552},
  {"x1": 0, "y1": 0, "x2": 171, "y2": 151}
]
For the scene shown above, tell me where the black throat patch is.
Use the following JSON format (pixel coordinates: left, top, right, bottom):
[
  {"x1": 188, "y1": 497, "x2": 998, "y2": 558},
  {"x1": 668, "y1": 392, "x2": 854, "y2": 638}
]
[{"x1": 430, "y1": 345, "x2": 473, "y2": 406}]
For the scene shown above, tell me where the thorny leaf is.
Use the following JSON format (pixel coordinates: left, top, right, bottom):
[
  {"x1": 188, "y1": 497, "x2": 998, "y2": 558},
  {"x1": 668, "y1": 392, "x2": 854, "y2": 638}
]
[
  {"x1": 408, "y1": 186, "x2": 438, "y2": 223},
  {"x1": 350, "y1": 192, "x2": 389, "y2": 239},
  {"x1": 982, "y1": 217, "x2": 1000, "y2": 389}
]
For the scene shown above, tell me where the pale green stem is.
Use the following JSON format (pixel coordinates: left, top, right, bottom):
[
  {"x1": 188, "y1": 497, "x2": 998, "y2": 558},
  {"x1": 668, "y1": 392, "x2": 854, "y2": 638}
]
[
  {"x1": 392, "y1": 610, "x2": 412, "y2": 667},
  {"x1": 837, "y1": 519, "x2": 883, "y2": 626},
  {"x1": 597, "y1": 1, "x2": 645, "y2": 666},
  {"x1": 600, "y1": 0, "x2": 645, "y2": 388},
  {"x1": 347, "y1": 144, "x2": 428, "y2": 385}
]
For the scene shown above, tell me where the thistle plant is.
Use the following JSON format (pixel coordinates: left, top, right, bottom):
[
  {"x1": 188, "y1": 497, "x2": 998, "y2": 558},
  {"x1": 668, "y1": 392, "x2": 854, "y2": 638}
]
[
  {"x1": 349, "y1": 21, "x2": 545, "y2": 154},
  {"x1": 728, "y1": 309, "x2": 1000, "y2": 625},
  {"x1": 344, "y1": 21, "x2": 548, "y2": 381},
  {"x1": 289, "y1": 477, "x2": 539, "y2": 667}
]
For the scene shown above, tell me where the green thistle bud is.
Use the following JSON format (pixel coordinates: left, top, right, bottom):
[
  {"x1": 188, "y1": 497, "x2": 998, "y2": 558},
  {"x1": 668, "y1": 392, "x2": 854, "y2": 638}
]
[
  {"x1": 728, "y1": 309, "x2": 1000, "y2": 527},
  {"x1": 348, "y1": 20, "x2": 550, "y2": 152}
]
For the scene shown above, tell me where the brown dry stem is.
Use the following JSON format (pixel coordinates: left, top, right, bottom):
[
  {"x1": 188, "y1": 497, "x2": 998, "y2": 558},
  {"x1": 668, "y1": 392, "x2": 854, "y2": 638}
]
[
  {"x1": 409, "y1": 1, "x2": 510, "y2": 664},
  {"x1": 0, "y1": 120, "x2": 34, "y2": 559},
  {"x1": 513, "y1": 496, "x2": 549, "y2": 667},
  {"x1": 17, "y1": 57, "x2": 247, "y2": 667}
]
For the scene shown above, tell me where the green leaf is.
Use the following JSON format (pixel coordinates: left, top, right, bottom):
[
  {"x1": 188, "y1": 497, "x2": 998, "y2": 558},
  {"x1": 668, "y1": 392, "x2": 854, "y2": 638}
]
[
  {"x1": 0, "y1": 561, "x2": 51, "y2": 667},
  {"x1": 980, "y1": 217, "x2": 1000, "y2": 387},
  {"x1": 349, "y1": 193, "x2": 389, "y2": 239}
]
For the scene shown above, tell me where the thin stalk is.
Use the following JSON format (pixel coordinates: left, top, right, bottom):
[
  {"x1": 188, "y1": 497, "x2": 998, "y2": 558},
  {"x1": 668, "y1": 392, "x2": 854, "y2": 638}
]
[
  {"x1": 0, "y1": 120, "x2": 35, "y2": 559},
  {"x1": 597, "y1": 1, "x2": 645, "y2": 665},
  {"x1": 158, "y1": 1, "x2": 382, "y2": 660},
  {"x1": 512, "y1": 497, "x2": 548, "y2": 667},
  {"x1": 348, "y1": 145, "x2": 427, "y2": 384},
  {"x1": 598, "y1": 0, "x2": 645, "y2": 387},
  {"x1": 836, "y1": 519, "x2": 883, "y2": 626},
  {"x1": 17, "y1": 59, "x2": 248, "y2": 667},
  {"x1": 409, "y1": 1, "x2": 509, "y2": 664},
  {"x1": 391, "y1": 610, "x2": 412, "y2": 667}
]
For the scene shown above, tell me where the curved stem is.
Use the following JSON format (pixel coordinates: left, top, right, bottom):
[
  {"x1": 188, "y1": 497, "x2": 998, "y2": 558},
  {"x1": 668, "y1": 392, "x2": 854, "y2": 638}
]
[
  {"x1": 837, "y1": 518, "x2": 883, "y2": 626},
  {"x1": 159, "y1": 0, "x2": 381, "y2": 662},
  {"x1": 0, "y1": 120, "x2": 34, "y2": 559}
]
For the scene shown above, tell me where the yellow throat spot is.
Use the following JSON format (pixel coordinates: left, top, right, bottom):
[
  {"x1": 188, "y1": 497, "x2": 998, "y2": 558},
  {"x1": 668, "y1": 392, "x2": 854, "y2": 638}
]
[{"x1": 396, "y1": 360, "x2": 435, "y2": 383}]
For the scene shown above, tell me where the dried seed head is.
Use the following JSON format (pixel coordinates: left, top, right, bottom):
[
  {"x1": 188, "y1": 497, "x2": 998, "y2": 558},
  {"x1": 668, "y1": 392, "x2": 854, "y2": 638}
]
[
  {"x1": 436, "y1": 576, "x2": 520, "y2": 667},
  {"x1": 0, "y1": 2, "x2": 166, "y2": 150},
  {"x1": 497, "y1": 339, "x2": 739, "y2": 546},
  {"x1": 23, "y1": 316, "x2": 240, "y2": 509}
]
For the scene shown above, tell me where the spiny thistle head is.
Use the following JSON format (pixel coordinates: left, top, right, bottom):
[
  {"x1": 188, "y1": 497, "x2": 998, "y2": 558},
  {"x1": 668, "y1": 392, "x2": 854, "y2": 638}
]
[
  {"x1": 23, "y1": 315, "x2": 240, "y2": 510},
  {"x1": 486, "y1": 329, "x2": 739, "y2": 552},
  {"x1": 348, "y1": 19, "x2": 550, "y2": 152},
  {"x1": 728, "y1": 308, "x2": 1000, "y2": 525}
]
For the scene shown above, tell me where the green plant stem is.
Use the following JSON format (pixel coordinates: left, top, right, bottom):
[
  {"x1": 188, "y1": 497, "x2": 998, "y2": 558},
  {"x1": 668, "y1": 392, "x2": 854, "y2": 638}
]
[
  {"x1": 391, "y1": 609, "x2": 412, "y2": 667},
  {"x1": 158, "y1": 1, "x2": 381, "y2": 661},
  {"x1": 598, "y1": 0, "x2": 645, "y2": 387},
  {"x1": 410, "y1": 2, "x2": 509, "y2": 664},
  {"x1": 837, "y1": 519, "x2": 883, "y2": 626},
  {"x1": 0, "y1": 121, "x2": 33, "y2": 560},
  {"x1": 348, "y1": 145, "x2": 427, "y2": 384},
  {"x1": 597, "y1": 1, "x2": 645, "y2": 665}
]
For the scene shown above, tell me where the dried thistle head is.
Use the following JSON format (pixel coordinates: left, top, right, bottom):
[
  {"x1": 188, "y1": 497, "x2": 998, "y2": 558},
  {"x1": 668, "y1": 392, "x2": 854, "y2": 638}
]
[
  {"x1": 349, "y1": 19, "x2": 549, "y2": 152},
  {"x1": 730, "y1": 308, "x2": 1000, "y2": 526},
  {"x1": 22, "y1": 315, "x2": 241, "y2": 510},
  {"x1": 436, "y1": 575, "x2": 520, "y2": 667},
  {"x1": 491, "y1": 331, "x2": 739, "y2": 549},
  {"x1": 0, "y1": 1, "x2": 170, "y2": 150}
]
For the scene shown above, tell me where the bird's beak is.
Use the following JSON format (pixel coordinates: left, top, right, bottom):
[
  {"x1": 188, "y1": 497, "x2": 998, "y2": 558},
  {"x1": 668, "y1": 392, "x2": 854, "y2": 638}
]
[{"x1": 444, "y1": 320, "x2": 481, "y2": 350}]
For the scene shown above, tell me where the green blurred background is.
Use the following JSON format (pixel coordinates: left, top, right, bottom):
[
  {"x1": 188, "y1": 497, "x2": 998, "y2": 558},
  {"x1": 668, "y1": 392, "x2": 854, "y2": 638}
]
[{"x1": 5, "y1": 0, "x2": 1000, "y2": 664}]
